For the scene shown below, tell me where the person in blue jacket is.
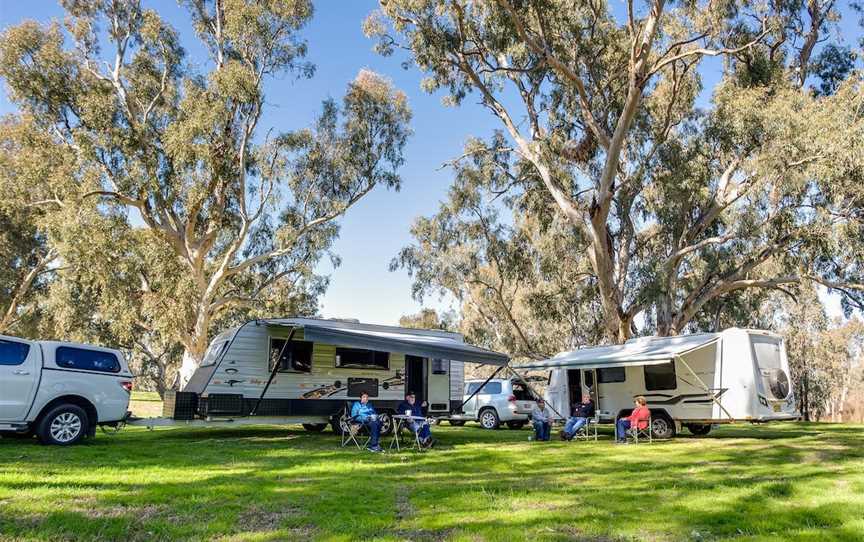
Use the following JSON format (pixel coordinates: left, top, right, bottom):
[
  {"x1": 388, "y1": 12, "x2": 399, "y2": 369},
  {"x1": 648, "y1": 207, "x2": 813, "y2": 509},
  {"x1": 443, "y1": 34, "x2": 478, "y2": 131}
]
[
  {"x1": 397, "y1": 391, "x2": 434, "y2": 448},
  {"x1": 351, "y1": 392, "x2": 383, "y2": 452}
]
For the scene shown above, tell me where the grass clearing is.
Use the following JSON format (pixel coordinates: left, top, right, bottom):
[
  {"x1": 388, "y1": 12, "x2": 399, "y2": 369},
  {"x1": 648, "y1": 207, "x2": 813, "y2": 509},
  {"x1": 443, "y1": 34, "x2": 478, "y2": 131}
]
[{"x1": 1, "y1": 400, "x2": 862, "y2": 541}]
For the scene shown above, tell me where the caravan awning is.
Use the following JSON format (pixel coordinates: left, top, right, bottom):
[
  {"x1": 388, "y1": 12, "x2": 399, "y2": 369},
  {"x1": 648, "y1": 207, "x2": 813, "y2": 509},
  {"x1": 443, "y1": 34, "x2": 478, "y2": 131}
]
[
  {"x1": 515, "y1": 333, "x2": 719, "y2": 370},
  {"x1": 263, "y1": 318, "x2": 509, "y2": 366}
]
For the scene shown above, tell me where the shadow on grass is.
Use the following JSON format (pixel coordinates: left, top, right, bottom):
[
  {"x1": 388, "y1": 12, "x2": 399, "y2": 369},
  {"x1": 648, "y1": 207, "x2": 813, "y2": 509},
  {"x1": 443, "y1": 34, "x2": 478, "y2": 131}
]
[{"x1": 1, "y1": 422, "x2": 862, "y2": 541}]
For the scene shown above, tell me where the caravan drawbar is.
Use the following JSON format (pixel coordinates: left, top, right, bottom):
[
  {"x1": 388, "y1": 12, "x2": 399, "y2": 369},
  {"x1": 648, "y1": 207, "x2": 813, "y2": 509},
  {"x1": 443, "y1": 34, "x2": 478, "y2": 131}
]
[{"x1": 142, "y1": 318, "x2": 509, "y2": 434}]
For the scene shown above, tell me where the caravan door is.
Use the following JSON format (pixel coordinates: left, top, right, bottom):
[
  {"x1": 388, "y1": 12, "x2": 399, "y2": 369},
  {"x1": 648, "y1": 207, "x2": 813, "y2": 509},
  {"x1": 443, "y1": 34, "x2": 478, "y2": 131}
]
[{"x1": 426, "y1": 359, "x2": 450, "y2": 413}]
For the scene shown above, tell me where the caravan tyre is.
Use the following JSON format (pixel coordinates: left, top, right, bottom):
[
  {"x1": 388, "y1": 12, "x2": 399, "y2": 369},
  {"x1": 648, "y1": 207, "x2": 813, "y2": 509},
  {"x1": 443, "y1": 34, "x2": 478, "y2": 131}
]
[
  {"x1": 37, "y1": 404, "x2": 88, "y2": 446},
  {"x1": 686, "y1": 424, "x2": 712, "y2": 436},
  {"x1": 378, "y1": 412, "x2": 394, "y2": 436},
  {"x1": 650, "y1": 414, "x2": 675, "y2": 439},
  {"x1": 302, "y1": 423, "x2": 327, "y2": 433},
  {"x1": 479, "y1": 408, "x2": 500, "y2": 430}
]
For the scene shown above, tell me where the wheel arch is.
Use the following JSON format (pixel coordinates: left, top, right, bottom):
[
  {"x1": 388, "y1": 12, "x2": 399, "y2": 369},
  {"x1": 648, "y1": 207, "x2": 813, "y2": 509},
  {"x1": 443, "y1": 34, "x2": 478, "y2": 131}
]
[{"x1": 35, "y1": 395, "x2": 98, "y2": 434}]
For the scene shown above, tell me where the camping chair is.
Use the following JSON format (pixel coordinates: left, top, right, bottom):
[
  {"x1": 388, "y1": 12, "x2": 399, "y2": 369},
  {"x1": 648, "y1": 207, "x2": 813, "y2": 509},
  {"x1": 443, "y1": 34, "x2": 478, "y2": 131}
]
[
  {"x1": 625, "y1": 415, "x2": 653, "y2": 444},
  {"x1": 338, "y1": 403, "x2": 370, "y2": 450},
  {"x1": 572, "y1": 413, "x2": 600, "y2": 442}
]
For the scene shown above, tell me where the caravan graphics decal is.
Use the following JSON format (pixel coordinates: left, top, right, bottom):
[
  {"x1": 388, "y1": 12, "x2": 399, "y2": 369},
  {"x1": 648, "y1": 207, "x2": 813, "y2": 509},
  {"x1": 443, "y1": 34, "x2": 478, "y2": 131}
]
[{"x1": 299, "y1": 371, "x2": 406, "y2": 399}]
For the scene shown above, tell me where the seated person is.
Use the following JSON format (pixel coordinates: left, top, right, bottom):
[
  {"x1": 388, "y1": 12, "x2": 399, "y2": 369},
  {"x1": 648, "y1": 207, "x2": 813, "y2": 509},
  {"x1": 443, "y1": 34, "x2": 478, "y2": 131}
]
[
  {"x1": 530, "y1": 398, "x2": 553, "y2": 441},
  {"x1": 350, "y1": 391, "x2": 383, "y2": 452},
  {"x1": 561, "y1": 393, "x2": 596, "y2": 441},
  {"x1": 616, "y1": 396, "x2": 651, "y2": 443},
  {"x1": 397, "y1": 391, "x2": 434, "y2": 448}
]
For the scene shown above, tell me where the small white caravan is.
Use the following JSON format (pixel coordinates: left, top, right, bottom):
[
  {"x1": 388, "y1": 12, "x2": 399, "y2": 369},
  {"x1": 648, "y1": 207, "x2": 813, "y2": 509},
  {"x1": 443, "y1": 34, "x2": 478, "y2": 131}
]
[
  {"x1": 516, "y1": 328, "x2": 799, "y2": 438},
  {"x1": 151, "y1": 318, "x2": 509, "y2": 434}
]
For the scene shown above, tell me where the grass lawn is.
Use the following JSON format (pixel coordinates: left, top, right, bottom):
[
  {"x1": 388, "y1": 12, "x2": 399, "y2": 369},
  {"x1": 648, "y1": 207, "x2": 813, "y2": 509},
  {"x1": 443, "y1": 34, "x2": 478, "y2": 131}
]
[{"x1": 1, "y1": 397, "x2": 862, "y2": 541}]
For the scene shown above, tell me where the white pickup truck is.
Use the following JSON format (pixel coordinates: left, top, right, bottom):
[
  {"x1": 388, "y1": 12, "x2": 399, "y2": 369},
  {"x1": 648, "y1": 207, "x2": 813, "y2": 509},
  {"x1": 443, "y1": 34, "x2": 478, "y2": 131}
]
[{"x1": 0, "y1": 335, "x2": 133, "y2": 445}]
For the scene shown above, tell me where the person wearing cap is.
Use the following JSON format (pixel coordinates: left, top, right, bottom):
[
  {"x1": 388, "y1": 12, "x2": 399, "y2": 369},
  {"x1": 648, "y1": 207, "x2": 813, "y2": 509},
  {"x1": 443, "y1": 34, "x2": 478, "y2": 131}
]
[
  {"x1": 350, "y1": 391, "x2": 383, "y2": 452},
  {"x1": 397, "y1": 391, "x2": 434, "y2": 448},
  {"x1": 530, "y1": 398, "x2": 553, "y2": 441}
]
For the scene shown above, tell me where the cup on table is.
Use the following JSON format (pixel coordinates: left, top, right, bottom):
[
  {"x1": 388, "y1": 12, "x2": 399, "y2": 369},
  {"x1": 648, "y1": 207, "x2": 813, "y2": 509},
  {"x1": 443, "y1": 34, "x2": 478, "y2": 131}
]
[{"x1": 405, "y1": 410, "x2": 412, "y2": 416}]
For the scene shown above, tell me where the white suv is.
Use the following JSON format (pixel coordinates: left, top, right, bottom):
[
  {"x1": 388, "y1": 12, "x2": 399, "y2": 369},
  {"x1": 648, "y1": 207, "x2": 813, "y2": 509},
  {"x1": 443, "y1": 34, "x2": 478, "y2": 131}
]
[
  {"x1": 0, "y1": 335, "x2": 133, "y2": 445},
  {"x1": 448, "y1": 378, "x2": 537, "y2": 429}
]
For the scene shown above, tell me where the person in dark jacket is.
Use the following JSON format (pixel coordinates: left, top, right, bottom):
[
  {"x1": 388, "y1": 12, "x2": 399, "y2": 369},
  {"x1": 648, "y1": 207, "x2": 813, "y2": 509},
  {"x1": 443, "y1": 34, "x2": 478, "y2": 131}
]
[
  {"x1": 560, "y1": 394, "x2": 596, "y2": 441},
  {"x1": 397, "y1": 391, "x2": 434, "y2": 447}
]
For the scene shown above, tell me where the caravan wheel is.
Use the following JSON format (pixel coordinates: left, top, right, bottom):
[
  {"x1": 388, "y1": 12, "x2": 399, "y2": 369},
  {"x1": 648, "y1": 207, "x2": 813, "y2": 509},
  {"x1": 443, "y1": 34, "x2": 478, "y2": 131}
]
[
  {"x1": 650, "y1": 415, "x2": 675, "y2": 439},
  {"x1": 378, "y1": 412, "x2": 394, "y2": 435},
  {"x1": 686, "y1": 424, "x2": 712, "y2": 436},
  {"x1": 302, "y1": 423, "x2": 327, "y2": 433}
]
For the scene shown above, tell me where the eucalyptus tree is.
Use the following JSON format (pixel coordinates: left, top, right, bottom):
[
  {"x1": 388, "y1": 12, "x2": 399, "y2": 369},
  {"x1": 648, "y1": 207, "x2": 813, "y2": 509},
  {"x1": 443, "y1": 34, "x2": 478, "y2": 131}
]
[
  {"x1": 371, "y1": 0, "x2": 864, "y2": 344},
  {"x1": 0, "y1": 1, "x2": 412, "y2": 385}
]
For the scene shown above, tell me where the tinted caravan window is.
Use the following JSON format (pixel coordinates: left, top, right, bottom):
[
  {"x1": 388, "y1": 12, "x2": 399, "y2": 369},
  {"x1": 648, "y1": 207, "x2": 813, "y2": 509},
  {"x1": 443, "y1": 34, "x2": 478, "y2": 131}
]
[
  {"x1": 597, "y1": 367, "x2": 625, "y2": 383},
  {"x1": 335, "y1": 348, "x2": 389, "y2": 370},
  {"x1": 0, "y1": 339, "x2": 30, "y2": 366},
  {"x1": 644, "y1": 361, "x2": 677, "y2": 391},
  {"x1": 270, "y1": 338, "x2": 313, "y2": 373},
  {"x1": 56, "y1": 347, "x2": 121, "y2": 373}
]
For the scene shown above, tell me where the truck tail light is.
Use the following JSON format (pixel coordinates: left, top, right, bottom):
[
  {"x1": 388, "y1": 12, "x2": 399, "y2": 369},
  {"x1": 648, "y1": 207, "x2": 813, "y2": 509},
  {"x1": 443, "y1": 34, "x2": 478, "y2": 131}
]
[
  {"x1": 507, "y1": 395, "x2": 517, "y2": 402},
  {"x1": 120, "y1": 381, "x2": 133, "y2": 393}
]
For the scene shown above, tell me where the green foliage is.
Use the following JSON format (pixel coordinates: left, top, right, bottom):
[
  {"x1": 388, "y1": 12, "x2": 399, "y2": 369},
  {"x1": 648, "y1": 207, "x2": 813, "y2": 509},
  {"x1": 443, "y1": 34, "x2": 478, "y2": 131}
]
[{"x1": 0, "y1": 1, "x2": 412, "y2": 387}]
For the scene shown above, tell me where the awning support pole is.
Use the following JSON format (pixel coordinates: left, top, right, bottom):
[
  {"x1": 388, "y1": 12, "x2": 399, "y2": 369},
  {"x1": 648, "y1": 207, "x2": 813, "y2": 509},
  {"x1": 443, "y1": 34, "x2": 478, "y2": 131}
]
[
  {"x1": 505, "y1": 365, "x2": 566, "y2": 421},
  {"x1": 250, "y1": 327, "x2": 296, "y2": 416},
  {"x1": 452, "y1": 365, "x2": 505, "y2": 415},
  {"x1": 675, "y1": 355, "x2": 735, "y2": 421}
]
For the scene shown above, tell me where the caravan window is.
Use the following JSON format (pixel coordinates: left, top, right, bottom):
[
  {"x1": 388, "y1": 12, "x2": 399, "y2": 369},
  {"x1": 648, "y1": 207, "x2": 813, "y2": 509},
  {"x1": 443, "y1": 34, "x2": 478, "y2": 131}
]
[
  {"x1": 335, "y1": 348, "x2": 389, "y2": 370},
  {"x1": 270, "y1": 338, "x2": 313, "y2": 373},
  {"x1": 597, "y1": 367, "x2": 625, "y2": 383},
  {"x1": 431, "y1": 358, "x2": 448, "y2": 375},
  {"x1": 644, "y1": 362, "x2": 677, "y2": 391},
  {"x1": 201, "y1": 341, "x2": 229, "y2": 367}
]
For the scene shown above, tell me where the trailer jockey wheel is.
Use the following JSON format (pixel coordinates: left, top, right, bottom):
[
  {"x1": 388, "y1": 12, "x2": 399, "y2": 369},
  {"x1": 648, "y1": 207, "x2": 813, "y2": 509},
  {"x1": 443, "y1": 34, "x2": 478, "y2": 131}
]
[{"x1": 650, "y1": 413, "x2": 676, "y2": 439}]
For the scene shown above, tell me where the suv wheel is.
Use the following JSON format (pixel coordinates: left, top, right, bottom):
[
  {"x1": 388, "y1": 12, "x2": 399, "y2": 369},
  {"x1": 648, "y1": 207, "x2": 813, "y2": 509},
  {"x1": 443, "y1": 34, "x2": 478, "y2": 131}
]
[
  {"x1": 479, "y1": 408, "x2": 500, "y2": 430},
  {"x1": 650, "y1": 414, "x2": 676, "y2": 439},
  {"x1": 37, "y1": 404, "x2": 89, "y2": 446},
  {"x1": 505, "y1": 421, "x2": 526, "y2": 430}
]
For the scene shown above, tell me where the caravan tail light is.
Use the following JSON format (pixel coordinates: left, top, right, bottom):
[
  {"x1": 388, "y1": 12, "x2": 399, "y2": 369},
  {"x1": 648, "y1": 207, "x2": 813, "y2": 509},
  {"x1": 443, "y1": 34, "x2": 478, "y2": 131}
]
[
  {"x1": 507, "y1": 395, "x2": 517, "y2": 402},
  {"x1": 119, "y1": 381, "x2": 133, "y2": 393}
]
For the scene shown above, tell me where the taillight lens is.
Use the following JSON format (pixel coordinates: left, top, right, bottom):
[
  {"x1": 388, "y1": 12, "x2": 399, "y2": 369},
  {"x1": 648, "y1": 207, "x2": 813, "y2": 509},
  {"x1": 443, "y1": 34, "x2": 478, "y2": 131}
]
[
  {"x1": 120, "y1": 381, "x2": 133, "y2": 393},
  {"x1": 507, "y1": 395, "x2": 517, "y2": 402}
]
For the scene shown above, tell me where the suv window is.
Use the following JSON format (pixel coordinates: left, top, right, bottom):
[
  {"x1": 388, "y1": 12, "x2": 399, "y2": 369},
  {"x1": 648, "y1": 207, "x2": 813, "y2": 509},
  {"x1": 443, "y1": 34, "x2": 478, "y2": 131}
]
[
  {"x1": 0, "y1": 339, "x2": 30, "y2": 366},
  {"x1": 512, "y1": 382, "x2": 533, "y2": 400},
  {"x1": 467, "y1": 381, "x2": 502, "y2": 395},
  {"x1": 56, "y1": 346, "x2": 121, "y2": 373}
]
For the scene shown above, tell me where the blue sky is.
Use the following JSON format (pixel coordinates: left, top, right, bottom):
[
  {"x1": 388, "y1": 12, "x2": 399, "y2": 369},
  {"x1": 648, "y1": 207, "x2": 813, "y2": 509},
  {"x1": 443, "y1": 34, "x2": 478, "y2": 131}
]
[{"x1": 1, "y1": 1, "x2": 857, "y2": 325}]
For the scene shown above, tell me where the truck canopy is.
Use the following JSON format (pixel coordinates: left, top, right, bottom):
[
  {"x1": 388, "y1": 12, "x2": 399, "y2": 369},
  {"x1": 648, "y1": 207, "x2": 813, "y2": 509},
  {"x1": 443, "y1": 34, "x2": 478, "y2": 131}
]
[{"x1": 515, "y1": 333, "x2": 719, "y2": 370}]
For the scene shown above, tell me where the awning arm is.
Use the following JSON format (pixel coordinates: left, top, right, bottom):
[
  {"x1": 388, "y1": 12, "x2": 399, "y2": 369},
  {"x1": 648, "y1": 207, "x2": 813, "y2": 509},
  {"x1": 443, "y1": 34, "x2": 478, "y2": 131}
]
[
  {"x1": 505, "y1": 365, "x2": 566, "y2": 421},
  {"x1": 675, "y1": 354, "x2": 735, "y2": 421},
  {"x1": 452, "y1": 365, "x2": 505, "y2": 415},
  {"x1": 250, "y1": 327, "x2": 296, "y2": 416}
]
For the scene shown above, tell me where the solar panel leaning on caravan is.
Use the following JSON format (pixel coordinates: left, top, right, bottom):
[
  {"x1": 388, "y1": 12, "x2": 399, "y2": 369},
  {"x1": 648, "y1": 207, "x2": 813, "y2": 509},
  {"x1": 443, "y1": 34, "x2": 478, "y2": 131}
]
[
  {"x1": 517, "y1": 328, "x2": 799, "y2": 439},
  {"x1": 153, "y1": 318, "x2": 509, "y2": 434}
]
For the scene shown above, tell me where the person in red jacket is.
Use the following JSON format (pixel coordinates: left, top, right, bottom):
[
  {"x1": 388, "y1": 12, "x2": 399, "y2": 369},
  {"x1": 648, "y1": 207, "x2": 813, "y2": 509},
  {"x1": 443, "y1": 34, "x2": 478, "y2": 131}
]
[{"x1": 616, "y1": 396, "x2": 650, "y2": 443}]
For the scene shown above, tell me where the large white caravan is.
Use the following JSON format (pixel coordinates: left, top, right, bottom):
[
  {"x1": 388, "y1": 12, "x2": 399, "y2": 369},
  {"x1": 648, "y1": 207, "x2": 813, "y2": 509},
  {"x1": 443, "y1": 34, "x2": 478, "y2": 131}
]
[
  {"x1": 517, "y1": 328, "x2": 799, "y2": 438},
  {"x1": 151, "y1": 318, "x2": 509, "y2": 434}
]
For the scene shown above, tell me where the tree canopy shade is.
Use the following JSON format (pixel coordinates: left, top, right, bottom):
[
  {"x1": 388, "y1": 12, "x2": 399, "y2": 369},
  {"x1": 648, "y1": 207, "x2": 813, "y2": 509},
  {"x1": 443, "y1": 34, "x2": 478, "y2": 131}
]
[
  {"x1": 373, "y1": 0, "x2": 864, "y2": 349},
  {"x1": 0, "y1": 0, "x2": 412, "y2": 385}
]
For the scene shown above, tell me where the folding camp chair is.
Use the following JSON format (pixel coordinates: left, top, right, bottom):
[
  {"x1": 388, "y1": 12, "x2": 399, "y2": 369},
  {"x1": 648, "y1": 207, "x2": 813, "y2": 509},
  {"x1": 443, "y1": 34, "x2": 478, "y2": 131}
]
[
  {"x1": 625, "y1": 415, "x2": 653, "y2": 444},
  {"x1": 572, "y1": 413, "x2": 600, "y2": 442},
  {"x1": 338, "y1": 403, "x2": 371, "y2": 450}
]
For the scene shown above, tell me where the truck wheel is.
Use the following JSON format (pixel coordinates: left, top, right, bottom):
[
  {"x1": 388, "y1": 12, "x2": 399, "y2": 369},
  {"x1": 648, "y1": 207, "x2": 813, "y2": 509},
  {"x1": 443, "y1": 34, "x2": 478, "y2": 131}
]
[
  {"x1": 37, "y1": 404, "x2": 89, "y2": 446},
  {"x1": 650, "y1": 414, "x2": 676, "y2": 439},
  {"x1": 505, "y1": 421, "x2": 526, "y2": 430},
  {"x1": 302, "y1": 423, "x2": 327, "y2": 432},
  {"x1": 479, "y1": 408, "x2": 500, "y2": 430},
  {"x1": 448, "y1": 420, "x2": 466, "y2": 426},
  {"x1": 686, "y1": 424, "x2": 712, "y2": 436}
]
